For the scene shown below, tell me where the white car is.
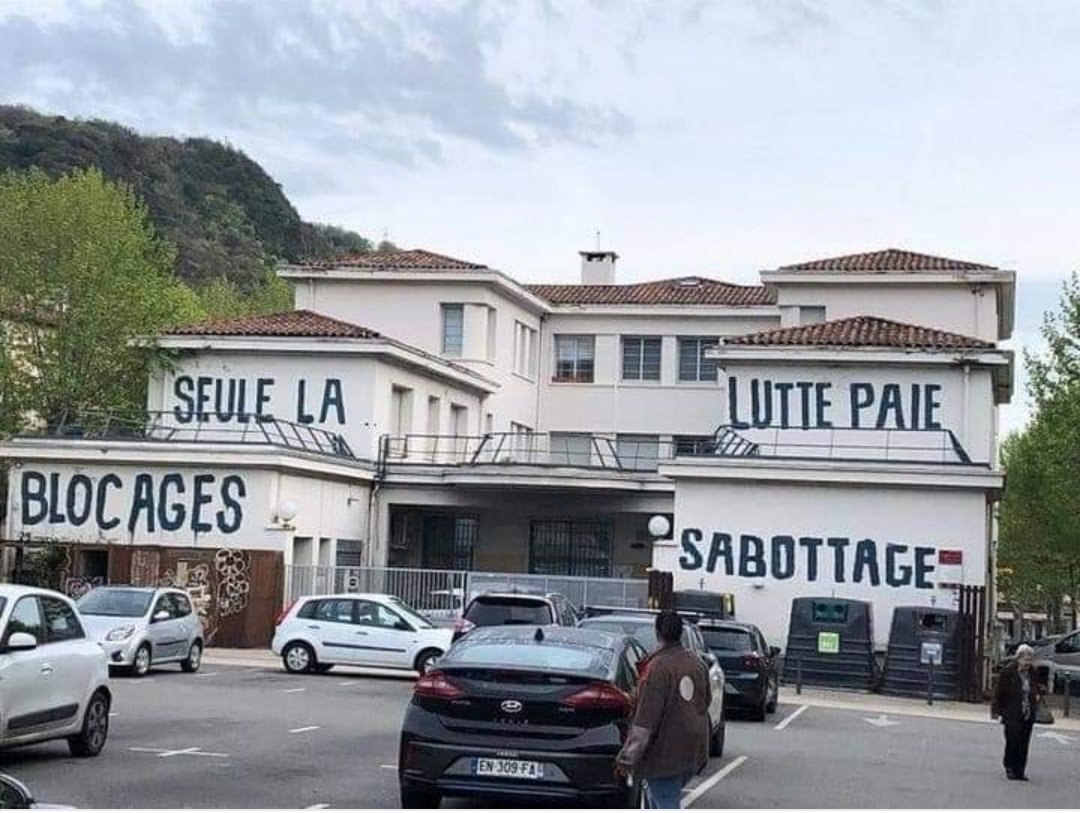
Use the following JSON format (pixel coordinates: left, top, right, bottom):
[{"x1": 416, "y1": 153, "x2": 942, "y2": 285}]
[
  {"x1": 0, "y1": 585, "x2": 111, "y2": 757},
  {"x1": 272, "y1": 593, "x2": 453, "y2": 675}
]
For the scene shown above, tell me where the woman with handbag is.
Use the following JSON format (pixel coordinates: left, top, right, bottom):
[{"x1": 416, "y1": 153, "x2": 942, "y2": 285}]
[{"x1": 991, "y1": 644, "x2": 1045, "y2": 781}]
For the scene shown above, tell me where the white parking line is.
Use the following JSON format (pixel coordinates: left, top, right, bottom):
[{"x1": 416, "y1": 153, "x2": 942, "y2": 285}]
[
  {"x1": 128, "y1": 746, "x2": 230, "y2": 759},
  {"x1": 304, "y1": 804, "x2": 331, "y2": 809},
  {"x1": 774, "y1": 704, "x2": 809, "y2": 731},
  {"x1": 337, "y1": 681, "x2": 358, "y2": 687},
  {"x1": 289, "y1": 725, "x2": 321, "y2": 734},
  {"x1": 196, "y1": 672, "x2": 219, "y2": 678},
  {"x1": 682, "y1": 755, "x2": 747, "y2": 807},
  {"x1": 380, "y1": 764, "x2": 397, "y2": 771},
  {"x1": 282, "y1": 687, "x2": 306, "y2": 694}
]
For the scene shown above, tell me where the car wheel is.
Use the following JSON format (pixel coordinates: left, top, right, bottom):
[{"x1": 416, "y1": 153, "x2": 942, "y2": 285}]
[
  {"x1": 283, "y1": 641, "x2": 316, "y2": 674},
  {"x1": 314, "y1": 663, "x2": 334, "y2": 674},
  {"x1": 131, "y1": 643, "x2": 152, "y2": 677},
  {"x1": 180, "y1": 641, "x2": 203, "y2": 673},
  {"x1": 709, "y1": 718, "x2": 726, "y2": 758},
  {"x1": 766, "y1": 679, "x2": 778, "y2": 714},
  {"x1": 68, "y1": 690, "x2": 110, "y2": 757},
  {"x1": 601, "y1": 778, "x2": 642, "y2": 808},
  {"x1": 400, "y1": 782, "x2": 441, "y2": 808},
  {"x1": 414, "y1": 648, "x2": 442, "y2": 675}
]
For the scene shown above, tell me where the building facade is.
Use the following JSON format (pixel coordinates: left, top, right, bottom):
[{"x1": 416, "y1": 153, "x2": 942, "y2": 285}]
[{"x1": 1, "y1": 247, "x2": 1014, "y2": 647}]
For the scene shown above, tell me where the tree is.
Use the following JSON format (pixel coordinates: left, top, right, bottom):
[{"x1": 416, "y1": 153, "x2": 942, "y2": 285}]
[
  {"x1": 0, "y1": 167, "x2": 202, "y2": 436},
  {"x1": 999, "y1": 274, "x2": 1080, "y2": 630}
]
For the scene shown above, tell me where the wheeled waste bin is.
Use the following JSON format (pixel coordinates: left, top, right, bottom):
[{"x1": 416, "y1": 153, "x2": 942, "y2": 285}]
[
  {"x1": 881, "y1": 606, "x2": 962, "y2": 700},
  {"x1": 782, "y1": 597, "x2": 876, "y2": 690}
]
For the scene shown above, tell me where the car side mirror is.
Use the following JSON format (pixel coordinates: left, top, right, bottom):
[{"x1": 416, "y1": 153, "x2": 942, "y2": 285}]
[
  {"x1": 0, "y1": 774, "x2": 34, "y2": 809},
  {"x1": 4, "y1": 632, "x2": 38, "y2": 653},
  {"x1": 152, "y1": 610, "x2": 170, "y2": 623},
  {"x1": 395, "y1": 620, "x2": 412, "y2": 632},
  {"x1": 769, "y1": 646, "x2": 781, "y2": 658}
]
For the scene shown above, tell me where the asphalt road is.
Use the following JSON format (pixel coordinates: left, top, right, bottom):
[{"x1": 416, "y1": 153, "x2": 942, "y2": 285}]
[{"x1": 2, "y1": 663, "x2": 1078, "y2": 808}]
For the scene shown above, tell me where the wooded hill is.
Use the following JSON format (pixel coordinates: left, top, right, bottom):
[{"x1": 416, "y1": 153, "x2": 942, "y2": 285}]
[{"x1": 0, "y1": 105, "x2": 371, "y2": 291}]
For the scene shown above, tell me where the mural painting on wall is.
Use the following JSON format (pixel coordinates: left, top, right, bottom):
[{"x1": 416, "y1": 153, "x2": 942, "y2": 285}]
[{"x1": 153, "y1": 549, "x2": 251, "y2": 644}]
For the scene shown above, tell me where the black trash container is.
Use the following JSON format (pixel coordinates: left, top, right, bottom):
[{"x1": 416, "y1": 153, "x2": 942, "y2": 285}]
[
  {"x1": 782, "y1": 597, "x2": 876, "y2": 690},
  {"x1": 882, "y1": 606, "x2": 961, "y2": 700}
]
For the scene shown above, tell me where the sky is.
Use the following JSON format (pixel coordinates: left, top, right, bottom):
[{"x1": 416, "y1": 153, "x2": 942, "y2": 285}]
[{"x1": 1, "y1": 0, "x2": 1078, "y2": 435}]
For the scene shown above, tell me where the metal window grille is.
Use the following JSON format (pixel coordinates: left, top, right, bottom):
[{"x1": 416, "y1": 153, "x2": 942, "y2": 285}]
[
  {"x1": 421, "y1": 515, "x2": 477, "y2": 570},
  {"x1": 529, "y1": 519, "x2": 613, "y2": 577},
  {"x1": 621, "y1": 336, "x2": 662, "y2": 381}
]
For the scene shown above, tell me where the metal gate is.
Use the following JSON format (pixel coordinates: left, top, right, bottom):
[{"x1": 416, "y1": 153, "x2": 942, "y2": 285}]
[{"x1": 957, "y1": 585, "x2": 988, "y2": 701}]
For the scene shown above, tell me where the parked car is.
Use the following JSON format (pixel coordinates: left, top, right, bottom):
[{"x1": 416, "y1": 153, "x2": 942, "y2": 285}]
[
  {"x1": 578, "y1": 612, "x2": 726, "y2": 755},
  {"x1": 273, "y1": 593, "x2": 452, "y2": 675},
  {"x1": 698, "y1": 620, "x2": 779, "y2": 721},
  {"x1": 77, "y1": 586, "x2": 203, "y2": 677},
  {"x1": 1030, "y1": 628, "x2": 1080, "y2": 686},
  {"x1": 452, "y1": 591, "x2": 579, "y2": 642},
  {"x1": 398, "y1": 625, "x2": 646, "y2": 808},
  {"x1": 0, "y1": 584, "x2": 111, "y2": 758},
  {"x1": 0, "y1": 774, "x2": 70, "y2": 809}
]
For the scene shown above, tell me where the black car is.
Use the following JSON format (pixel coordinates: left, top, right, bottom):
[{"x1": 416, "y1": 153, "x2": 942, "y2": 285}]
[
  {"x1": 398, "y1": 625, "x2": 646, "y2": 808},
  {"x1": 698, "y1": 621, "x2": 779, "y2": 721},
  {"x1": 452, "y1": 591, "x2": 579, "y2": 642}
]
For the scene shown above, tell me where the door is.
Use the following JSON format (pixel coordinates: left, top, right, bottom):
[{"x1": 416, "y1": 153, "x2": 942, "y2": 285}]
[
  {"x1": 147, "y1": 593, "x2": 185, "y2": 661},
  {"x1": 169, "y1": 591, "x2": 199, "y2": 656},
  {"x1": 308, "y1": 598, "x2": 363, "y2": 664},
  {"x1": 38, "y1": 595, "x2": 93, "y2": 729},
  {"x1": 354, "y1": 599, "x2": 414, "y2": 668},
  {"x1": 0, "y1": 596, "x2": 57, "y2": 738}
]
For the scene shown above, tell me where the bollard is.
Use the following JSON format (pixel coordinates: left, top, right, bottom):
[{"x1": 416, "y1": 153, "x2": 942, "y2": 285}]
[
  {"x1": 927, "y1": 658, "x2": 935, "y2": 706},
  {"x1": 796, "y1": 654, "x2": 803, "y2": 695}
]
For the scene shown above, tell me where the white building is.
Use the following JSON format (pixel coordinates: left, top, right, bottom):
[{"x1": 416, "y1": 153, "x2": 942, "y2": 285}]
[{"x1": 0, "y1": 247, "x2": 1014, "y2": 648}]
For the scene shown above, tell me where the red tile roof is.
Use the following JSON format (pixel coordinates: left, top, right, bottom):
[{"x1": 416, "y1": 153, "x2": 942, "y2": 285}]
[
  {"x1": 169, "y1": 310, "x2": 381, "y2": 339},
  {"x1": 525, "y1": 277, "x2": 776, "y2": 307},
  {"x1": 777, "y1": 248, "x2": 999, "y2": 273},
  {"x1": 724, "y1": 315, "x2": 992, "y2": 350},
  {"x1": 297, "y1": 248, "x2": 487, "y2": 271}
]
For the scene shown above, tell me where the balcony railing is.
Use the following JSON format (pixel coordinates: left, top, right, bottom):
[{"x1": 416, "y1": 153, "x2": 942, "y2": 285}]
[
  {"x1": 378, "y1": 425, "x2": 975, "y2": 476},
  {"x1": 23, "y1": 410, "x2": 358, "y2": 460}
]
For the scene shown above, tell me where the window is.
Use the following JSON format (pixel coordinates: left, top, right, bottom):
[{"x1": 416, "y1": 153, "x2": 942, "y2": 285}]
[
  {"x1": 700, "y1": 627, "x2": 754, "y2": 651},
  {"x1": 800, "y1": 306, "x2": 827, "y2": 325},
  {"x1": 549, "y1": 433, "x2": 592, "y2": 466},
  {"x1": 674, "y1": 435, "x2": 716, "y2": 456},
  {"x1": 441, "y1": 304, "x2": 464, "y2": 357},
  {"x1": 621, "y1": 336, "x2": 661, "y2": 381},
  {"x1": 152, "y1": 594, "x2": 175, "y2": 619},
  {"x1": 305, "y1": 599, "x2": 355, "y2": 624},
  {"x1": 40, "y1": 596, "x2": 84, "y2": 642},
  {"x1": 421, "y1": 515, "x2": 477, "y2": 570},
  {"x1": 678, "y1": 337, "x2": 719, "y2": 382},
  {"x1": 356, "y1": 600, "x2": 409, "y2": 630},
  {"x1": 486, "y1": 307, "x2": 497, "y2": 361},
  {"x1": 389, "y1": 386, "x2": 413, "y2": 456},
  {"x1": 336, "y1": 538, "x2": 363, "y2": 568},
  {"x1": 529, "y1": 518, "x2": 613, "y2": 577},
  {"x1": 450, "y1": 404, "x2": 468, "y2": 436},
  {"x1": 172, "y1": 593, "x2": 193, "y2": 618},
  {"x1": 616, "y1": 434, "x2": 660, "y2": 470},
  {"x1": 514, "y1": 321, "x2": 538, "y2": 378},
  {"x1": 554, "y1": 335, "x2": 595, "y2": 383},
  {"x1": 1058, "y1": 632, "x2": 1080, "y2": 655},
  {"x1": 4, "y1": 596, "x2": 43, "y2": 644}
]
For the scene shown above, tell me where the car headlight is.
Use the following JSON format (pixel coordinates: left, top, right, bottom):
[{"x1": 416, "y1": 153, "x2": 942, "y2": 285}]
[{"x1": 106, "y1": 625, "x2": 136, "y2": 641}]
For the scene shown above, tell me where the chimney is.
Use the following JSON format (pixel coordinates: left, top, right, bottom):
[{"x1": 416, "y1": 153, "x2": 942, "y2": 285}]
[{"x1": 580, "y1": 250, "x2": 618, "y2": 285}]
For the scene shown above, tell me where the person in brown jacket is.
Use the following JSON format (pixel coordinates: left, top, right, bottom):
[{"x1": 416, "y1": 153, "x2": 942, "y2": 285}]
[
  {"x1": 616, "y1": 611, "x2": 711, "y2": 808},
  {"x1": 991, "y1": 644, "x2": 1042, "y2": 781}
]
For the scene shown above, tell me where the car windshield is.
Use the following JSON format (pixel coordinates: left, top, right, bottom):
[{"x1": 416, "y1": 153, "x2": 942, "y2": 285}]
[
  {"x1": 465, "y1": 597, "x2": 553, "y2": 626},
  {"x1": 78, "y1": 589, "x2": 154, "y2": 617},
  {"x1": 444, "y1": 640, "x2": 613, "y2": 678},
  {"x1": 581, "y1": 618, "x2": 659, "y2": 650},
  {"x1": 701, "y1": 628, "x2": 754, "y2": 651},
  {"x1": 388, "y1": 597, "x2": 434, "y2": 629}
]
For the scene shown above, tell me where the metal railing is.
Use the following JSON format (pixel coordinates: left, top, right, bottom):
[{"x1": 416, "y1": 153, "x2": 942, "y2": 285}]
[
  {"x1": 714, "y1": 425, "x2": 974, "y2": 464},
  {"x1": 284, "y1": 565, "x2": 649, "y2": 618},
  {"x1": 24, "y1": 410, "x2": 358, "y2": 460}
]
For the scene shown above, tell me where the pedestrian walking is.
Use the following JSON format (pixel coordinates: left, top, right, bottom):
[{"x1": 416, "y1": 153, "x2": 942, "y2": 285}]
[
  {"x1": 991, "y1": 643, "x2": 1042, "y2": 781},
  {"x1": 616, "y1": 610, "x2": 711, "y2": 808}
]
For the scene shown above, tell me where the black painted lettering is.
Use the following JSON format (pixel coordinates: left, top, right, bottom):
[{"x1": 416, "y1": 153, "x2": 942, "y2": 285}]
[
  {"x1": 876, "y1": 383, "x2": 905, "y2": 429},
  {"x1": 771, "y1": 535, "x2": 796, "y2": 579},
  {"x1": 706, "y1": 532, "x2": 734, "y2": 575},
  {"x1": 128, "y1": 473, "x2": 156, "y2": 533},
  {"x1": 910, "y1": 384, "x2": 922, "y2": 430},
  {"x1": 739, "y1": 534, "x2": 766, "y2": 577},
  {"x1": 20, "y1": 472, "x2": 48, "y2": 525},
  {"x1": 924, "y1": 384, "x2": 942, "y2": 430},
  {"x1": 196, "y1": 376, "x2": 213, "y2": 423},
  {"x1": 256, "y1": 378, "x2": 274, "y2": 421},
  {"x1": 321, "y1": 378, "x2": 345, "y2": 424},
  {"x1": 191, "y1": 474, "x2": 216, "y2": 533},
  {"x1": 66, "y1": 474, "x2": 94, "y2": 526},
  {"x1": 915, "y1": 546, "x2": 936, "y2": 588},
  {"x1": 297, "y1": 379, "x2": 314, "y2": 424},
  {"x1": 173, "y1": 376, "x2": 194, "y2": 424},
  {"x1": 47, "y1": 473, "x2": 66, "y2": 523},
  {"x1": 158, "y1": 473, "x2": 187, "y2": 532},
  {"x1": 728, "y1": 377, "x2": 749, "y2": 429},
  {"x1": 798, "y1": 536, "x2": 823, "y2": 582},
  {"x1": 885, "y1": 543, "x2": 912, "y2": 587},
  {"x1": 850, "y1": 383, "x2": 875, "y2": 428},
  {"x1": 95, "y1": 475, "x2": 122, "y2": 530},
  {"x1": 815, "y1": 382, "x2": 833, "y2": 428},
  {"x1": 679, "y1": 529, "x2": 704, "y2": 570},
  {"x1": 751, "y1": 379, "x2": 773, "y2": 428},
  {"x1": 217, "y1": 475, "x2": 246, "y2": 533},
  {"x1": 852, "y1": 538, "x2": 880, "y2": 586},
  {"x1": 827, "y1": 537, "x2": 850, "y2": 583},
  {"x1": 775, "y1": 382, "x2": 794, "y2": 428},
  {"x1": 796, "y1": 382, "x2": 814, "y2": 429}
]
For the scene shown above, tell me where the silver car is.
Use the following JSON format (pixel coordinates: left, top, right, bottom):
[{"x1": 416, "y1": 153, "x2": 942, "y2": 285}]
[{"x1": 76, "y1": 586, "x2": 203, "y2": 677}]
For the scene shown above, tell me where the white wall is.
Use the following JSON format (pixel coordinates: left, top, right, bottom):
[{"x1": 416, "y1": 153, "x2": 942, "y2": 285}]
[
  {"x1": 772, "y1": 282, "x2": 1000, "y2": 342},
  {"x1": 539, "y1": 312, "x2": 779, "y2": 436},
  {"x1": 296, "y1": 278, "x2": 542, "y2": 431},
  {"x1": 657, "y1": 476, "x2": 990, "y2": 648},
  {"x1": 372, "y1": 360, "x2": 487, "y2": 443},
  {"x1": 5, "y1": 461, "x2": 369, "y2": 558},
  {"x1": 718, "y1": 359, "x2": 998, "y2": 464}
]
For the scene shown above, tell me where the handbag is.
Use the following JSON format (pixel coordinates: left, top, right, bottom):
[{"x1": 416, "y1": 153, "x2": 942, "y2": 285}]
[{"x1": 1034, "y1": 696, "x2": 1055, "y2": 725}]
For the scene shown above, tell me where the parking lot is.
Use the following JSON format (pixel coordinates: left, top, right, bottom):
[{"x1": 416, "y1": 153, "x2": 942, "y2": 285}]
[{"x1": 2, "y1": 661, "x2": 1079, "y2": 808}]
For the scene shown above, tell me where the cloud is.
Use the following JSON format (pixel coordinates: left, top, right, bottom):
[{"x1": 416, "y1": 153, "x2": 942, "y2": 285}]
[{"x1": 0, "y1": 0, "x2": 631, "y2": 173}]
